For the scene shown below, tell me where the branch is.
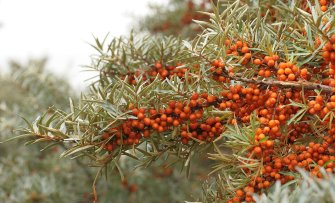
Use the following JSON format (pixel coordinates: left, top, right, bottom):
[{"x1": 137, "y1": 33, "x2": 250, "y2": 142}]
[{"x1": 229, "y1": 74, "x2": 333, "y2": 94}]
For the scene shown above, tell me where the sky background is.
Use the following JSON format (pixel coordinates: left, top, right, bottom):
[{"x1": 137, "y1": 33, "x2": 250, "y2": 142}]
[{"x1": 0, "y1": 0, "x2": 163, "y2": 89}]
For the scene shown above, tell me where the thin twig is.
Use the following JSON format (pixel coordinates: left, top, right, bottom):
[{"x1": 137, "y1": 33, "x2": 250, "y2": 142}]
[{"x1": 228, "y1": 74, "x2": 333, "y2": 93}]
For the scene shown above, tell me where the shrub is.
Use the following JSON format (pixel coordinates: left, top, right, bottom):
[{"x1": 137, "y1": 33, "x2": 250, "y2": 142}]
[{"x1": 0, "y1": 60, "x2": 93, "y2": 203}]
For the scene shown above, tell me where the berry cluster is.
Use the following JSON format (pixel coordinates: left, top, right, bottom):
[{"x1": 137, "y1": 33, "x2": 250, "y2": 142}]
[
  {"x1": 225, "y1": 90, "x2": 335, "y2": 202},
  {"x1": 225, "y1": 40, "x2": 252, "y2": 65},
  {"x1": 100, "y1": 93, "x2": 227, "y2": 151},
  {"x1": 254, "y1": 55, "x2": 280, "y2": 78},
  {"x1": 319, "y1": 0, "x2": 334, "y2": 12},
  {"x1": 121, "y1": 62, "x2": 188, "y2": 85},
  {"x1": 276, "y1": 62, "x2": 300, "y2": 81},
  {"x1": 211, "y1": 59, "x2": 228, "y2": 82},
  {"x1": 322, "y1": 35, "x2": 335, "y2": 65}
]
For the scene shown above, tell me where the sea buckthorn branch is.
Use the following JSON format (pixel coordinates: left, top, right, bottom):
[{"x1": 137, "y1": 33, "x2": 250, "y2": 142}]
[
  {"x1": 15, "y1": 35, "x2": 232, "y2": 168},
  {"x1": 12, "y1": 1, "x2": 335, "y2": 203}
]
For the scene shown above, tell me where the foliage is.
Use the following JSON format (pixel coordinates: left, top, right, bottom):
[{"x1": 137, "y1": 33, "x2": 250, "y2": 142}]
[
  {"x1": 0, "y1": 60, "x2": 94, "y2": 203},
  {"x1": 0, "y1": 59, "x2": 71, "y2": 118},
  {"x1": 254, "y1": 168, "x2": 335, "y2": 203}
]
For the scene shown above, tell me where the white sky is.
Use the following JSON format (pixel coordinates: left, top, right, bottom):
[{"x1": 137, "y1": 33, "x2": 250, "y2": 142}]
[{"x1": 0, "y1": 0, "x2": 163, "y2": 89}]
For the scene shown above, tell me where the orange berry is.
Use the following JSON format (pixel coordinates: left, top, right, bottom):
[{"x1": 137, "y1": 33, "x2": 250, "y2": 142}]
[
  {"x1": 279, "y1": 114, "x2": 286, "y2": 121},
  {"x1": 266, "y1": 140, "x2": 274, "y2": 148},
  {"x1": 321, "y1": 5, "x2": 328, "y2": 12},
  {"x1": 207, "y1": 95, "x2": 216, "y2": 103},
  {"x1": 323, "y1": 51, "x2": 331, "y2": 59},
  {"x1": 288, "y1": 73, "x2": 295, "y2": 81},
  {"x1": 263, "y1": 181, "x2": 270, "y2": 188},
  {"x1": 320, "y1": 0, "x2": 327, "y2": 6},
  {"x1": 264, "y1": 56, "x2": 271, "y2": 63},
  {"x1": 167, "y1": 117, "x2": 173, "y2": 123},
  {"x1": 137, "y1": 112, "x2": 145, "y2": 120},
  {"x1": 277, "y1": 69, "x2": 284, "y2": 75},
  {"x1": 267, "y1": 59, "x2": 275, "y2": 67},
  {"x1": 102, "y1": 132, "x2": 110, "y2": 140},
  {"x1": 279, "y1": 62, "x2": 287, "y2": 69},
  {"x1": 183, "y1": 106, "x2": 191, "y2": 114},
  {"x1": 236, "y1": 189, "x2": 244, "y2": 197},
  {"x1": 264, "y1": 70, "x2": 271, "y2": 77},
  {"x1": 241, "y1": 46, "x2": 249, "y2": 53},
  {"x1": 231, "y1": 119, "x2": 237, "y2": 125},
  {"x1": 258, "y1": 69, "x2": 265, "y2": 77},
  {"x1": 236, "y1": 41, "x2": 243, "y2": 48},
  {"x1": 268, "y1": 120, "x2": 277, "y2": 127},
  {"x1": 309, "y1": 108, "x2": 316, "y2": 114},
  {"x1": 158, "y1": 126, "x2": 164, "y2": 133},
  {"x1": 254, "y1": 58, "x2": 262, "y2": 65},
  {"x1": 244, "y1": 53, "x2": 252, "y2": 59},
  {"x1": 233, "y1": 94, "x2": 240, "y2": 100},
  {"x1": 160, "y1": 114, "x2": 167, "y2": 121},
  {"x1": 284, "y1": 68, "x2": 292, "y2": 75},
  {"x1": 106, "y1": 143, "x2": 113, "y2": 151},
  {"x1": 300, "y1": 68, "x2": 308, "y2": 76},
  {"x1": 132, "y1": 108, "x2": 139, "y2": 115},
  {"x1": 212, "y1": 59, "x2": 220, "y2": 67},
  {"x1": 155, "y1": 62, "x2": 162, "y2": 69},
  {"x1": 181, "y1": 138, "x2": 188, "y2": 145},
  {"x1": 314, "y1": 103, "x2": 322, "y2": 111},
  {"x1": 180, "y1": 112, "x2": 187, "y2": 119},
  {"x1": 143, "y1": 130, "x2": 150, "y2": 138},
  {"x1": 172, "y1": 120, "x2": 180, "y2": 127},
  {"x1": 254, "y1": 146, "x2": 262, "y2": 154},
  {"x1": 272, "y1": 54, "x2": 279, "y2": 61},
  {"x1": 271, "y1": 126, "x2": 279, "y2": 133},
  {"x1": 292, "y1": 65, "x2": 299, "y2": 73},
  {"x1": 152, "y1": 123, "x2": 159, "y2": 130},
  {"x1": 316, "y1": 95, "x2": 323, "y2": 103},
  {"x1": 191, "y1": 93, "x2": 199, "y2": 100}
]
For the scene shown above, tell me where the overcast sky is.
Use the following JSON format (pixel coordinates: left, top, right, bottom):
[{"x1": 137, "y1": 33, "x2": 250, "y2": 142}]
[{"x1": 0, "y1": 0, "x2": 163, "y2": 89}]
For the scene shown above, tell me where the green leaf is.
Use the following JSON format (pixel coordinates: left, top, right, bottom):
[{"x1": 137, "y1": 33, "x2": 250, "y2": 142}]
[{"x1": 60, "y1": 145, "x2": 95, "y2": 158}]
